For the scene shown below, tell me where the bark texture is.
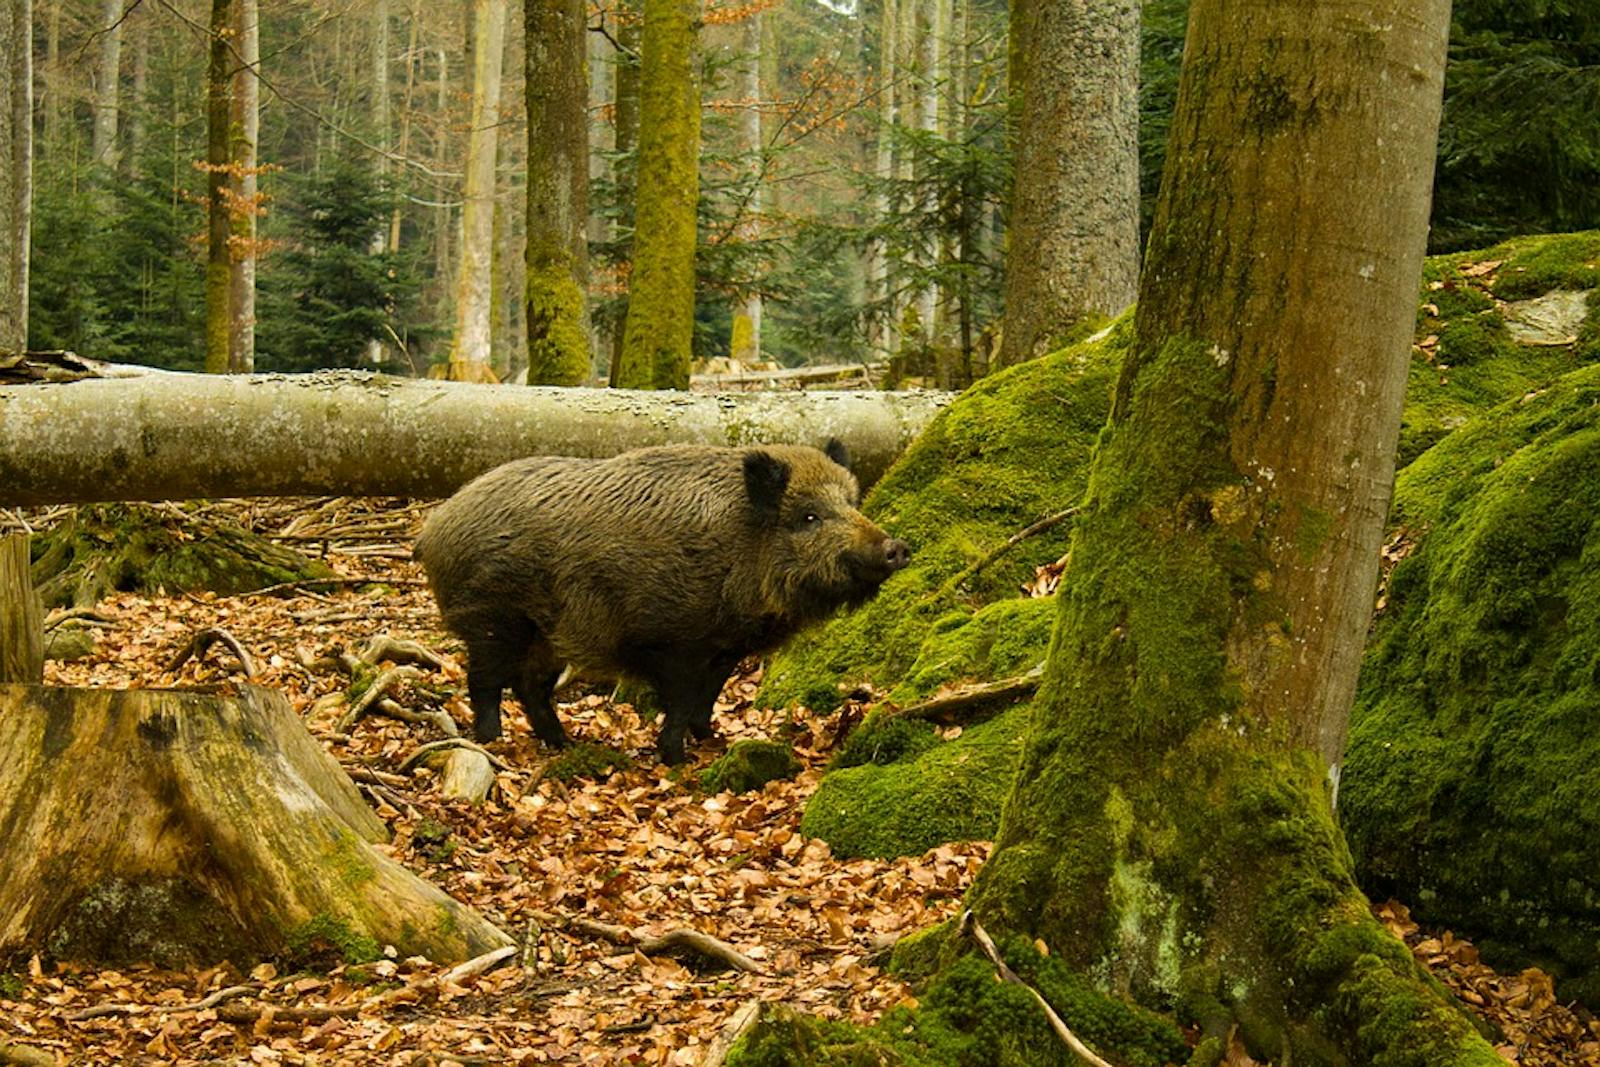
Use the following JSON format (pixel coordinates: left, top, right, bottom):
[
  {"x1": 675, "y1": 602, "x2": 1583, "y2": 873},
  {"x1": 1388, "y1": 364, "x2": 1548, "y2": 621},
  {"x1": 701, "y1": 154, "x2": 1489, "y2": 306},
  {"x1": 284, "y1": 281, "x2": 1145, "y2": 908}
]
[
  {"x1": 0, "y1": 374, "x2": 951, "y2": 505},
  {"x1": 204, "y1": 0, "x2": 234, "y2": 374},
  {"x1": 0, "y1": 534, "x2": 42, "y2": 684},
  {"x1": 0, "y1": 0, "x2": 30, "y2": 354},
  {"x1": 0, "y1": 684, "x2": 512, "y2": 967},
  {"x1": 615, "y1": 0, "x2": 701, "y2": 390},
  {"x1": 448, "y1": 0, "x2": 510, "y2": 376},
  {"x1": 523, "y1": 0, "x2": 592, "y2": 386},
  {"x1": 966, "y1": 2, "x2": 1497, "y2": 1061},
  {"x1": 997, "y1": 0, "x2": 1139, "y2": 367},
  {"x1": 91, "y1": 0, "x2": 122, "y2": 169},
  {"x1": 228, "y1": 0, "x2": 259, "y2": 374}
]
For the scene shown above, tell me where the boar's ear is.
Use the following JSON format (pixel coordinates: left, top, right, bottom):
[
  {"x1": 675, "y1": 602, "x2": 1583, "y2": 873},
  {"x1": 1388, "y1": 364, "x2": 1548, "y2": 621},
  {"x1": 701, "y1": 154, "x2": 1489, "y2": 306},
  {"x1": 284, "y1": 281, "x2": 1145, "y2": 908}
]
[
  {"x1": 823, "y1": 438, "x2": 851, "y2": 471},
  {"x1": 743, "y1": 450, "x2": 790, "y2": 523}
]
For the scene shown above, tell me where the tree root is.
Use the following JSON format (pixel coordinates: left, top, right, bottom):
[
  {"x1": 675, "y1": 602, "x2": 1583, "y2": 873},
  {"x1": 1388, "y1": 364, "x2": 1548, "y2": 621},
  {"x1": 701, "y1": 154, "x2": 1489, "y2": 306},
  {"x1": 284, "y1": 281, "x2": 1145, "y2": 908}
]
[
  {"x1": 883, "y1": 665, "x2": 1044, "y2": 726},
  {"x1": 952, "y1": 506, "x2": 1080, "y2": 590},
  {"x1": 699, "y1": 1000, "x2": 763, "y2": 1067},
  {"x1": 959, "y1": 910, "x2": 1112, "y2": 1067},
  {"x1": 66, "y1": 983, "x2": 264, "y2": 1022},
  {"x1": 572, "y1": 918, "x2": 766, "y2": 975},
  {"x1": 168, "y1": 626, "x2": 259, "y2": 679}
]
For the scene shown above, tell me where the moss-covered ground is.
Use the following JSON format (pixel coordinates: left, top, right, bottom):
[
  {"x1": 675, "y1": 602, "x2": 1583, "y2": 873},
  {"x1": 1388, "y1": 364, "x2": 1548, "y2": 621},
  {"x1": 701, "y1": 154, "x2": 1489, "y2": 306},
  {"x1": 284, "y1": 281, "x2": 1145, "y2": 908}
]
[
  {"x1": 700, "y1": 739, "x2": 800, "y2": 794},
  {"x1": 1344, "y1": 358, "x2": 1600, "y2": 1002},
  {"x1": 28, "y1": 504, "x2": 336, "y2": 608}
]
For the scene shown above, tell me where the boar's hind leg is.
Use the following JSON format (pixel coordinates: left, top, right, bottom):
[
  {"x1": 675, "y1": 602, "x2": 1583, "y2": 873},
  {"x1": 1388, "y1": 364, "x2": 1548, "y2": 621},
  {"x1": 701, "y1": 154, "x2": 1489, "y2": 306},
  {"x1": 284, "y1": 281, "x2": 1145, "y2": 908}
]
[
  {"x1": 647, "y1": 658, "x2": 735, "y2": 764},
  {"x1": 512, "y1": 642, "x2": 568, "y2": 750},
  {"x1": 689, "y1": 652, "x2": 745, "y2": 741}
]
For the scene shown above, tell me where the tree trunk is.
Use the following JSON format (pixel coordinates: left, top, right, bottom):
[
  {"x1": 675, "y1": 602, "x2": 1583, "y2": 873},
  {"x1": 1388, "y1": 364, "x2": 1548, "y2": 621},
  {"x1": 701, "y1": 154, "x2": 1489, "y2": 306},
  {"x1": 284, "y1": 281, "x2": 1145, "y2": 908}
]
[
  {"x1": 204, "y1": 0, "x2": 234, "y2": 375},
  {"x1": 729, "y1": 10, "x2": 762, "y2": 367},
  {"x1": 91, "y1": 0, "x2": 123, "y2": 170},
  {"x1": 0, "y1": 684, "x2": 512, "y2": 967},
  {"x1": 0, "y1": 373, "x2": 951, "y2": 505},
  {"x1": 447, "y1": 0, "x2": 509, "y2": 379},
  {"x1": 614, "y1": 0, "x2": 701, "y2": 390},
  {"x1": 523, "y1": 0, "x2": 592, "y2": 385},
  {"x1": 606, "y1": 10, "x2": 641, "y2": 386},
  {"x1": 0, "y1": 534, "x2": 42, "y2": 684},
  {"x1": 865, "y1": 0, "x2": 896, "y2": 360},
  {"x1": 0, "y1": 0, "x2": 29, "y2": 355},
  {"x1": 996, "y1": 0, "x2": 1139, "y2": 367},
  {"x1": 964, "y1": 1, "x2": 1497, "y2": 1061},
  {"x1": 228, "y1": 0, "x2": 259, "y2": 374}
]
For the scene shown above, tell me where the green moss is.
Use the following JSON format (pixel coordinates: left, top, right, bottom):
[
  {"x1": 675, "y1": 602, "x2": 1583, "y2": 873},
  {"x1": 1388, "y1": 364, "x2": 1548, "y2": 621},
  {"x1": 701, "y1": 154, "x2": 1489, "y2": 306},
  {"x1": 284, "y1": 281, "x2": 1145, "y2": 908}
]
[
  {"x1": 831, "y1": 713, "x2": 940, "y2": 770},
  {"x1": 727, "y1": 943, "x2": 1187, "y2": 1067},
  {"x1": 758, "y1": 319, "x2": 1129, "y2": 714},
  {"x1": 886, "y1": 920, "x2": 954, "y2": 983},
  {"x1": 283, "y1": 914, "x2": 382, "y2": 970},
  {"x1": 888, "y1": 597, "x2": 1055, "y2": 705},
  {"x1": 0, "y1": 972, "x2": 22, "y2": 998},
  {"x1": 1345, "y1": 359, "x2": 1600, "y2": 1003},
  {"x1": 524, "y1": 260, "x2": 591, "y2": 386},
  {"x1": 29, "y1": 504, "x2": 336, "y2": 609},
  {"x1": 412, "y1": 816, "x2": 457, "y2": 863},
  {"x1": 1399, "y1": 232, "x2": 1600, "y2": 467},
  {"x1": 700, "y1": 740, "x2": 800, "y2": 794},
  {"x1": 544, "y1": 742, "x2": 633, "y2": 782},
  {"x1": 800, "y1": 704, "x2": 1031, "y2": 859}
]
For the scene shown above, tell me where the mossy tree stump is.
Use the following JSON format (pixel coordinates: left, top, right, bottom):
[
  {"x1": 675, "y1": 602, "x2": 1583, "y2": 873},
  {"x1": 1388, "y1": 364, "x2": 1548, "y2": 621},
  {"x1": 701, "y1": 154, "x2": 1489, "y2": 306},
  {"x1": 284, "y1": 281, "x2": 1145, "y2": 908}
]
[
  {"x1": 0, "y1": 683, "x2": 512, "y2": 968},
  {"x1": 0, "y1": 533, "x2": 43, "y2": 683}
]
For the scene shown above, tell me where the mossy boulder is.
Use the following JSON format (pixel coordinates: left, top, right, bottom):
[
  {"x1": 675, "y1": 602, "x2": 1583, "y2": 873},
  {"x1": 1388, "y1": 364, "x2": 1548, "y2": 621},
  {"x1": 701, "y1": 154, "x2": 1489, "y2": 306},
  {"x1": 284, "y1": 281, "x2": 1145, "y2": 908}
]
[
  {"x1": 29, "y1": 504, "x2": 337, "y2": 608},
  {"x1": 1400, "y1": 231, "x2": 1600, "y2": 466},
  {"x1": 802, "y1": 704, "x2": 1032, "y2": 860},
  {"x1": 756, "y1": 319, "x2": 1130, "y2": 715},
  {"x1": 701, "y1": 740, "x2": 800, "y2": 794},
  {"x1": 1343, "y1": 359, "x2": 1600, "y2": 1003}
]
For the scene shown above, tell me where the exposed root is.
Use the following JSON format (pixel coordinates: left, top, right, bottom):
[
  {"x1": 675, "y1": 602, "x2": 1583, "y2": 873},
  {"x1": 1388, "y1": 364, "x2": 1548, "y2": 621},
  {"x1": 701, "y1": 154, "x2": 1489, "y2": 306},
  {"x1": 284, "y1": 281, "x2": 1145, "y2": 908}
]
[
  {"x1": 66, "y1": 983, "x2": 264, "y2": 1022},
  {"x1": 884, "y1": 665, "x2": 1044, "y2": 726},
  {"x1": 168, "y1": 626, "x2": 259, "y2": 679},
  {"x1": 960, "y1": 910, "x2": 1112, "y2": 1067},
  {"x1": 337, "y1": 666, "x2": 423, "y2": 733},
  {"x1": 572, "y1": 918, "x2": 766, "y2": 975},
  {"x1": 399, "y1": 738, "x2": 509, "y2": 775},
  {"x1": 699, "y1": 1000, "x2": 763, "y2": 1067}
]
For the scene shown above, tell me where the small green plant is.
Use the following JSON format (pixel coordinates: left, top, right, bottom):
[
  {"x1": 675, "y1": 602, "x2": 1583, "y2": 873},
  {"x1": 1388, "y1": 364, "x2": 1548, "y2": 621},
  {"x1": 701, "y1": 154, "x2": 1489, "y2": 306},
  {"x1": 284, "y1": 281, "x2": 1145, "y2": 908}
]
[
  {"x1": 545, "y1": 743, "x2": 633, "y2": 782},
  {"x1": 283, "y1": 914, "x2": 382, "y2": 970},
  {"x1": 0, "y1": 972, "x2": 24, "y2": 998},
  {"x1": 412, "y1": 816, "x2": 457, "y2": 863},
  {"x1": 701, "y1": 740, "x2": 801, "y2": 794}
]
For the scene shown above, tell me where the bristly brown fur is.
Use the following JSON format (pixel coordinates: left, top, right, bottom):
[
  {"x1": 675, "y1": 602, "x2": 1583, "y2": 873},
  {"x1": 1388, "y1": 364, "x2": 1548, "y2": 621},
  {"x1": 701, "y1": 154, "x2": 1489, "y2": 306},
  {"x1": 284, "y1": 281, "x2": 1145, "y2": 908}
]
[{"x1": 415, "y1": 444, "x2": 910, "y2": 763}]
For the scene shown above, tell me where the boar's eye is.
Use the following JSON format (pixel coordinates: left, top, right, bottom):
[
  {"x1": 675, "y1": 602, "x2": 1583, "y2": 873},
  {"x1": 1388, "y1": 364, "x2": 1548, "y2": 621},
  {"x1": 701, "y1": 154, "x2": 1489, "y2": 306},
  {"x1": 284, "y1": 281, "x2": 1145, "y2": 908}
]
[{"x1": 804, "y1": 512, "x2": 820, "y2": 524}]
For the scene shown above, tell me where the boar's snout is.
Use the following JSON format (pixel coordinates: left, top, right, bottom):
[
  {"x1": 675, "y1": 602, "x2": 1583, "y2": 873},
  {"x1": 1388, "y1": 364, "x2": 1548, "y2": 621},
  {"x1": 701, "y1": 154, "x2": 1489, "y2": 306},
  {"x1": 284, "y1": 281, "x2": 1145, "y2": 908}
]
[{"x1": 884, "y1": 538, "x2": 911, "y2": 572}]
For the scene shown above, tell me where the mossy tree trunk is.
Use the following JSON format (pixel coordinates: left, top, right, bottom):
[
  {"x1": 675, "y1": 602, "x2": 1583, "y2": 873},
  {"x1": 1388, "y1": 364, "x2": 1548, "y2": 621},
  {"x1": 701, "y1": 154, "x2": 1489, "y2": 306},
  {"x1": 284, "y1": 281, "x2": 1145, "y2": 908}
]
[
  {"x1": 203, "y1": 0, "x2": 233, "y2": 375},
  {"x1": 996, "y1": 0, "x2": 1139, "y2": 368},
  {"x1": 965, "y1": 2, "x2": 1500, "y2": 1061},
  {"x1": 0, "y1": 0, "x2": 26, "y2": 356},
  {"x1": 614, "y1": 0, "x2": 701, "y2": 391},
  {"x1": 0, "y1": 684, "x2": 513, "y2": 968},
  {"x1": 523, "y1": 0, "x2": 592, "y2": 386}
]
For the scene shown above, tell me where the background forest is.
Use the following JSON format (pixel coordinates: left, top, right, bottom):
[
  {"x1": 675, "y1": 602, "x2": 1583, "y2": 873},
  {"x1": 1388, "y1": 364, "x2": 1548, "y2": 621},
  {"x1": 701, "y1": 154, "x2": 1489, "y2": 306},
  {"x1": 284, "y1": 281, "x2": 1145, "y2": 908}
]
[{"x1": 22, "y1": 0, "x2": 1600, "y2": 377}]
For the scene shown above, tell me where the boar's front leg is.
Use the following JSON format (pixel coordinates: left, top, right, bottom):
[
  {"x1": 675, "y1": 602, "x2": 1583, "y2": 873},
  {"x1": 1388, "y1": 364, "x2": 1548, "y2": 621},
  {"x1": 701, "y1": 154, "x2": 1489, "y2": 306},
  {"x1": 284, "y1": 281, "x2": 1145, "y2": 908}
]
[
  {"x1": 643, "y1": 655, "x2": 728, "y2": 765},
  {"x1": 462, "y1": 618, "x2": 537, "y2": 743},
  {"x1": 512, "y1": 640, "x2": 568, "y2": 749},
  {"x1": 688, "y1": 651, "x2": 745, "y2": 741}
]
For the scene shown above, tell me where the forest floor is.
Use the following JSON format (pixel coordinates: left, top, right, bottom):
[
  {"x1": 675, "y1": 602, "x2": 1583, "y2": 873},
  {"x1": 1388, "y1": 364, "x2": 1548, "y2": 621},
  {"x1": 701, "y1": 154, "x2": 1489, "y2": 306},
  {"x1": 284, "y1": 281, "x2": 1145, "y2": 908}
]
[{"x1": 3, "y1": 499, "x2": 1598, "y2": 1066}]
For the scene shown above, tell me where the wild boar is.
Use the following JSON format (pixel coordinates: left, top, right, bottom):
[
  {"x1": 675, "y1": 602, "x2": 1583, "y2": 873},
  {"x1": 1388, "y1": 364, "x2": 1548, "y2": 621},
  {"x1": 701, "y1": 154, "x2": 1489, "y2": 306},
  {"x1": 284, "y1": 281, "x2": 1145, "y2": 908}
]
[{"x1": 415, "y1": 441, "x2": 910, "y2": 763}]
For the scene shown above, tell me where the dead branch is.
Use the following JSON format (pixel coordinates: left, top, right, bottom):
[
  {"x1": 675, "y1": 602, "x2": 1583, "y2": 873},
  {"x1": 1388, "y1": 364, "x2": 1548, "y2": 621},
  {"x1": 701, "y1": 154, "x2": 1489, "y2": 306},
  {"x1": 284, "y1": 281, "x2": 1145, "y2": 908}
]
[
  {"x1": 360, "y1": 636, "x2": 448, "y2": 671},
  {"x1": 376, "y1": 697, "x2": 460, "y2": 738},
  {"x1": 699, "y1": 1000, "x2": 763, "y2": 1067},
  {"x1": 959, "y1": 910, "x2": 1112, "y2": 1067},
  {"x1": 337, "y1": 666, "x2": 422, "y2": 732},
  {"x1": 342, "y1": 763, "x2": 410, "y2": 788},
  {"x1": 883, "y1": 665, "x2": 1045, "y2": 726},
  {"x1": 572, "y1": 918, "x2": 766, "y2": 975},
  {"x1": 954, "y1": 506, "x2": 1080, "y2": 589},
  {"x1": 66, "y1": 982, "x2": 263, "y2": 1021},
  {"x1": 167, "y1": 627, "x2": 259, "y2": 678},
  {"x1": 400, "y1": 738, "x2": 510, "y2": 775},
  {"x1": 42, "y1": 607, "x2": 114, "y2": 632},
  {"x1": 234, "y1": 576, "x2": 425, "y2": 598}
]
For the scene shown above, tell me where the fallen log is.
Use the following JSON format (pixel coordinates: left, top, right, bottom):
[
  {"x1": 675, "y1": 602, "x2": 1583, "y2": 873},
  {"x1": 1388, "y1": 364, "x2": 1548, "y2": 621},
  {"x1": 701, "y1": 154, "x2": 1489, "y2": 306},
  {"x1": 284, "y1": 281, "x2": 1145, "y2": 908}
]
[
  {"x1": 0, "y1": 683, "x2": 513, "y2": 968},
  {"x1": 0, "y1": 372, "x2": 953, "y2": 506}
]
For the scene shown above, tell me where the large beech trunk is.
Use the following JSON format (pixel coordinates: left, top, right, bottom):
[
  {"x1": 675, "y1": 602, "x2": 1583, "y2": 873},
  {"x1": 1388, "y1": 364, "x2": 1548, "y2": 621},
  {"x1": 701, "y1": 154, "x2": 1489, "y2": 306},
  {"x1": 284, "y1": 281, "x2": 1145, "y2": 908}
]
[
  {"x1": 0, "y1": 373, "x2": 950, "y2": 506},
  {"x1": 0, "y1": 684, "x2": 513, "y2": 967}
]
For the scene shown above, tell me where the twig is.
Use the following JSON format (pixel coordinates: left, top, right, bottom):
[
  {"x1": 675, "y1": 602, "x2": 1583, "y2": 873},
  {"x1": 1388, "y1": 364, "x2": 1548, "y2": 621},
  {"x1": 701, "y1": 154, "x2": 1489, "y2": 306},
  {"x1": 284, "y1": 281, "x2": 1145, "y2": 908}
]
[
  {"x1": 884, "y1": 665, "x2": 1045, "y2": 726},
  {"x1": 231, "y1": 576, "x2": 425, "y2": 598},
  {"x1": 574, "y1": 919, "x2": 766, "y2": 975},
  {"x1": 342, "y1": 763, "x2": 410, "y2": 788},
  {"x1": 699, "y1": 1000, "x2": 763, "y2": 1067},
  {"x1": 0, "y1": 1040, "x2": 56, "y2": 1067},
  {"x1": 954, "y1": 506, "x2": 1081, "y2": 588},
  {"x1": 958, "y1": 910, "x2": 1112, "y2": 1067},
  {"x1": 168, "y1": 627, "x2": 259, "y2": 679},
  {"x1": 360, "y1": 635, "x2": 448, "y2": 671},
  {"x1": 66, "y1": 982, "x2": 262, "y2": 1021},
  {"x1": 337, "y1": 666, "x2": 421, "y2": 732}
]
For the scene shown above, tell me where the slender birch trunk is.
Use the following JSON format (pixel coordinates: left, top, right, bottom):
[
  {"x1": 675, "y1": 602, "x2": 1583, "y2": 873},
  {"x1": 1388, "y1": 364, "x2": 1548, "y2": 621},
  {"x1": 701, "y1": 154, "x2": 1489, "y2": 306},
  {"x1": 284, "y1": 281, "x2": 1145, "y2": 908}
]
[
  {"x1": 227, "y1": 0, "x2": 259, "y2": 374},
  {"x1": 447, "y1": 0, "x2": 509, "y2": 379}
]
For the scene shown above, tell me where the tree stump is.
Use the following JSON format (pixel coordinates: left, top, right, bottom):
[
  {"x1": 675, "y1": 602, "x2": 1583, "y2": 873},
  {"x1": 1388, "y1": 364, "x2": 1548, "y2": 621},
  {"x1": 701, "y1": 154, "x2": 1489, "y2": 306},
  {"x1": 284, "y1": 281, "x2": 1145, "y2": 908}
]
[
  {"x1": 0, "y1": 533, "x2": 43, "y2": 683},
  {"x1": 0, "y1": 684, "x2": 513, "y2": 968}
]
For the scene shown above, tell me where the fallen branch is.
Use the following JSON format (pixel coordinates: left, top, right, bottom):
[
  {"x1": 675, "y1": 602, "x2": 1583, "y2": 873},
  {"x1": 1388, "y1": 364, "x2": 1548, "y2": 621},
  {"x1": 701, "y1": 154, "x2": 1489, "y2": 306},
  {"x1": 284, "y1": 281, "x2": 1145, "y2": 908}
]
[
  {"x1": 66, "y1": 982, "x2": 263, "y2": 1021},
  {"x1": 360, "y1": 636, "x2": 448, "y2": 671},
  {"x1": 959, "y1": 910, "x2": 1111, "y2": 1067},
  {"x1": 573, "y1": 918, "x2": 766, "y2": 975},
  {"x1": 337, "y1": 666, "x2": 422, "y2": 733},
  {"x1": 699, "y1": 1000, "x2": 763, "y2": 1067},
  {"x1": 233, "y1": 577, "x2": 425, "y2": 598},
  {"x1": 400, "y1": 738, "x2": 510, "y2": 775},
  {"x1": 884, "y1": 665, "x2": 1044, "y2": 726},
  {"x1": 954, "y1": 507, "x2": 1080, "y2": 589},
  {"x1": 167, "y1": 627, "x2": 258, "y2": 679}
]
